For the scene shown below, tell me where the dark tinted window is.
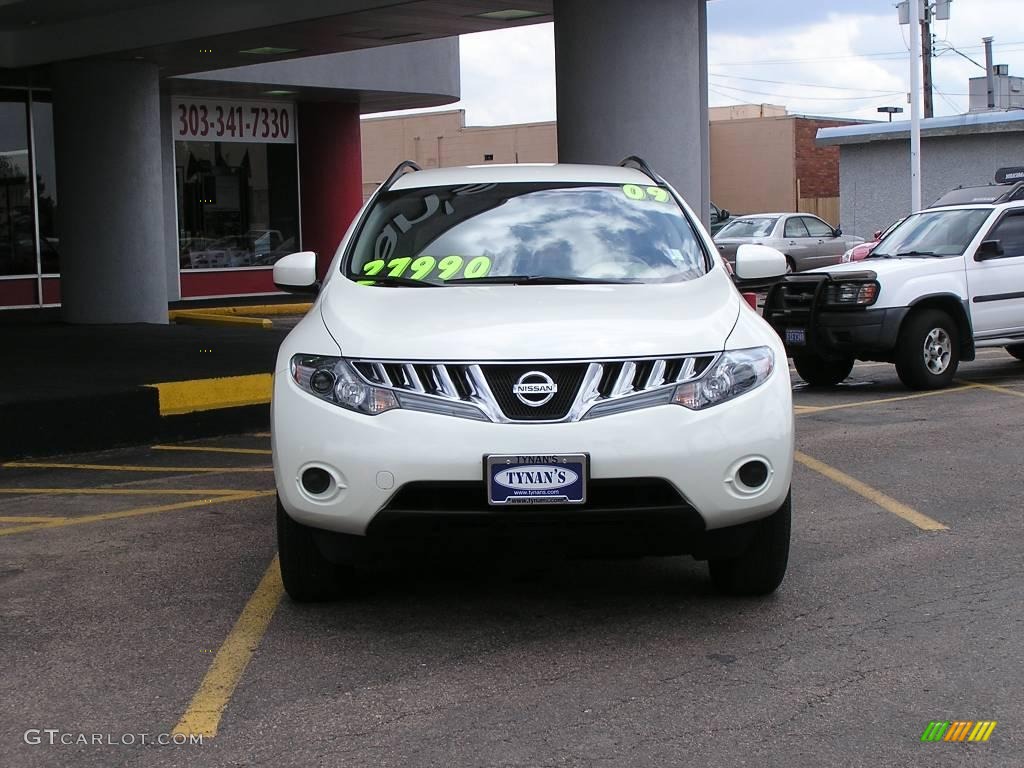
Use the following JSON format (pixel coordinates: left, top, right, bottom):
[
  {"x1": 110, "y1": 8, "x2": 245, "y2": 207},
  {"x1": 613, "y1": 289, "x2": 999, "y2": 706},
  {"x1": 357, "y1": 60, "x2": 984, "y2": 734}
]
[
  {"x1": 0, "y1": 90, "x2": 35, "y2": 276},
  {"x1": 346, "y1": 183, "x2": 709, "y2": 285},
  {"x1": 987, "y1": 211, "x2": 1024, "y2": 258}
]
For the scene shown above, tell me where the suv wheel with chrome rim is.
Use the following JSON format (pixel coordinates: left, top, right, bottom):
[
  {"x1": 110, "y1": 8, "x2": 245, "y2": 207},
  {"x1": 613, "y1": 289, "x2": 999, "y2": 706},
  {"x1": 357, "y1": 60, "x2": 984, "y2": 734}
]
[{"x1": 895, "y1": 309, "x2": 960, "y2": 390}]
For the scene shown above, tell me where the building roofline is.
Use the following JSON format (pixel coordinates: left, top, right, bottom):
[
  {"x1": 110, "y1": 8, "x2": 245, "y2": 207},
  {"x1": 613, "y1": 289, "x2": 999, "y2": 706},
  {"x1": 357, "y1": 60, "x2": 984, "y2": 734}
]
[{"x1": 817, "y1": 109, "x2": 1024, "y2": 146}]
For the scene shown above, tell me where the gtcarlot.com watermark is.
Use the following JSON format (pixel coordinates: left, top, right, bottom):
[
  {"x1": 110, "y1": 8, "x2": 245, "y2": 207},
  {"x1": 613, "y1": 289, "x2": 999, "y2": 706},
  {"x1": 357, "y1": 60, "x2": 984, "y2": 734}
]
[{"x1": 24, "y1": 729, "x2": 203, "y2": 747}]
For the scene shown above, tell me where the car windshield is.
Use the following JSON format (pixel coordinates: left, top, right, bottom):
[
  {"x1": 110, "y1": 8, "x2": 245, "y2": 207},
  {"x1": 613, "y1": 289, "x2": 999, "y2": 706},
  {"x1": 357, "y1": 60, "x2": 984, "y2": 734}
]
[
  {"x1": 344, "y1": 182, "x2": 709, "y2": 286},
  {"x1": 716, "y1": 217, "x2": 777, "y2": 239},
  {"x1": 870, "y1": 209, "x2": 992, "y2": 258}
]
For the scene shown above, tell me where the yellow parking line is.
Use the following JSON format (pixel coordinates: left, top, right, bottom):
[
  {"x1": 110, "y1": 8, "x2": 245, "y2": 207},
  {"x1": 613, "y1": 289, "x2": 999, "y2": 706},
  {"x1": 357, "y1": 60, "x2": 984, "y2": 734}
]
[
  {"x1": 0, "y1": 487, "x2": 259, "y2": 496},
  {"x1": 795, "y1": 451, "x2": 948, "y2": 531},
  {"x1": 0, "y1": 515, "x2": 67, "y2": 523},
  {"x1": 2, "y1": 462, "x2": 273, "y2": 473},
  {"x1": 171, "y1": 312, "x2": 272, "y2": 329},
  {"x1": 173, "y1": 555, "x2": 284, "y2": 739},
  {"x1": 959, "y1": 379, "x2": 1024, "y2": 398},
  {"x1": 795, "y1": 384, "x2": 979, "y2": 415},
  {"x1": 153, "y1": 445, "x2": 272, "y2": 456},
  {"x1": 0, "y1": 490, "x2": 274, "y2": 537}
]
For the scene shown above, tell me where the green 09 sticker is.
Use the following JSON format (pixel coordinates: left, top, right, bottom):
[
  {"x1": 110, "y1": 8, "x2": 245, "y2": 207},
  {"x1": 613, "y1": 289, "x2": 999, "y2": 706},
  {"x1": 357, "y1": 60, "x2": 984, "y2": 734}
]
[
  {"x1": 622, "y1": 184, "x2": 671, "y2": 203},
  {"x1": 359, "y1": 254, "x2": 492, "y2": 283}
]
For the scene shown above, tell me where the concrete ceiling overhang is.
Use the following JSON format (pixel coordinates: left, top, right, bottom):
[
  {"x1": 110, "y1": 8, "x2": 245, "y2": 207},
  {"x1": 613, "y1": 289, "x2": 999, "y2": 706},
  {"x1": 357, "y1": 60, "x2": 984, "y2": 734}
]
[{"x1": 0, "y1": 0, "x2": 552, "y2": 73}]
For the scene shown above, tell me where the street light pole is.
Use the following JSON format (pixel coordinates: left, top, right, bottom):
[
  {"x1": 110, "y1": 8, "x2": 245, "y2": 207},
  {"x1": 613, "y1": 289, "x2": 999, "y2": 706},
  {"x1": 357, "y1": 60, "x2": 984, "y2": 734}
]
[{"x1": 909, "y1": 0, "x2": 923, "y2": 211}]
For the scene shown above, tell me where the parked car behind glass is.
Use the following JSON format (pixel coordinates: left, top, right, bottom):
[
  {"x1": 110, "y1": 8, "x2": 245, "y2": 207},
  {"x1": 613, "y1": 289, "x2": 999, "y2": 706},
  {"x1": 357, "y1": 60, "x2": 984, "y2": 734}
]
[{"x1": 714, "y1": 213, "x2": 864, "y2": 273}]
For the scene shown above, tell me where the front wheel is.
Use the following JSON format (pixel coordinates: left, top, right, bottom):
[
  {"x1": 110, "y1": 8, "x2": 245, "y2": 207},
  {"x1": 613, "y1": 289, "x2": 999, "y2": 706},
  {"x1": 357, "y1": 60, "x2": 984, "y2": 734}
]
[
  {"x1": 709, "y1": 493, "x2": 791, "y2": 597},
  {"x1": 277, "y1": 496, "x2": 356, "y2": 602},
  {"x1": 894, "y1": 309, "x2": 959, "y2": 390},
  {"x1": 1007, "y1": 343, "x2": 1024, "y2": 361},
  {"x1": 793, "y1": 354, "x2": 854, "y2": 387}
]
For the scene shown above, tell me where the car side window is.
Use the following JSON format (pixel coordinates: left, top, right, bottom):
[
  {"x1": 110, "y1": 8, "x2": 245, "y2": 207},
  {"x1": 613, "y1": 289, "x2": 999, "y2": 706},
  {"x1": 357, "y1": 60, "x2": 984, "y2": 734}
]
[
  {"x1": 801, "y1": 216, "x2": 835, "y2": 238},
  {"x1": 987, "y1": 211, "x2": 1024, "y2": 258},
  {"x1": 784, "y1": 218, "x2": 809, "y2": 238}
]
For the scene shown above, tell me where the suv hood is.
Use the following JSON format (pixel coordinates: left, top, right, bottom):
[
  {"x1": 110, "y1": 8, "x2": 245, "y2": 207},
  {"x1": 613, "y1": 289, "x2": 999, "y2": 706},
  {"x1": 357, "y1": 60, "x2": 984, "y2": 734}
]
[
  {"x1": 810, "y1": 256, "x2": 964, "y2": 279},
  {"x1": 319, "y1": 274, "x2": 741, "y2": 360}
]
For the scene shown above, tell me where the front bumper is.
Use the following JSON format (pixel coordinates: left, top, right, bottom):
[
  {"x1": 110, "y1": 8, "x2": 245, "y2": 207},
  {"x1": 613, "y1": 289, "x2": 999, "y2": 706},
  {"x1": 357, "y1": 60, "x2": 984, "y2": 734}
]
[
  {"x1": 272, "y1": 365, "x2": 793, "y2": 538},
  {"x1": 780, "y1": 307, "x2": 907, "y2": 358}
]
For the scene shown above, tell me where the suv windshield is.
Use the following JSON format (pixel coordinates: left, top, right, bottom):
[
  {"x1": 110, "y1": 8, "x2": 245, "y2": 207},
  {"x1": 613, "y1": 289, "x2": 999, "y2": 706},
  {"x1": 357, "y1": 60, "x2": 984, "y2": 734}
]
[
  {"x1": 870, "y1": 208, "x2": 992, "y2": 258},
  {"x1": 716, "y1": 217, "x2": 777, "y2": 239},
  {"x1": 344, "y1": 182, "x2": 709, "y2": 286}
]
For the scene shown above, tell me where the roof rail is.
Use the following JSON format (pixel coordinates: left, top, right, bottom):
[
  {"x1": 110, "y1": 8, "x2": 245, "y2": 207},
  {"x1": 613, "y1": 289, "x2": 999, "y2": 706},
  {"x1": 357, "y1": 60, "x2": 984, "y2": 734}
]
[
  {"x1": 618, "y1": 155, "x2": 668, "y2": 186},
  {"x1": 381, "y1": 160, "x2": 422, "y2": 192}
]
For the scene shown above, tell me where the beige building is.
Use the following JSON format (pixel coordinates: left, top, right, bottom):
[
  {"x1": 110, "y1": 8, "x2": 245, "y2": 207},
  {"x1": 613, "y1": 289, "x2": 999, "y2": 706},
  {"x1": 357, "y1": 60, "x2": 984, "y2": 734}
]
[{"x1": 361, "y1": 105, "x2": 859, "y2": 225}]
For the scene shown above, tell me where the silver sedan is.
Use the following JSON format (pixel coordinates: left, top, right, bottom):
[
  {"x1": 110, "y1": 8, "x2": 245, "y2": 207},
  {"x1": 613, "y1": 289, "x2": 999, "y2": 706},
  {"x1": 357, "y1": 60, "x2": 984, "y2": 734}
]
[{"x1": 713, "y1": 213, "x2": 864, "y2": 273}]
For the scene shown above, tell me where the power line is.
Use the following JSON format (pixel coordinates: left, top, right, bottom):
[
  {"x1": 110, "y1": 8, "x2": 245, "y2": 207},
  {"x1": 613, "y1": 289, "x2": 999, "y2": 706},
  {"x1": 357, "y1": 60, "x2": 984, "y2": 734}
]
[
  {"x1": 708, "y1": 81, "x2": 904, "y2": 102},
  {"x1": 710, "y1": 73, "x2": 901, "y2": 94},
  {"x1": 712, "y1": 40, "x2": 1024, "y2": 68}
]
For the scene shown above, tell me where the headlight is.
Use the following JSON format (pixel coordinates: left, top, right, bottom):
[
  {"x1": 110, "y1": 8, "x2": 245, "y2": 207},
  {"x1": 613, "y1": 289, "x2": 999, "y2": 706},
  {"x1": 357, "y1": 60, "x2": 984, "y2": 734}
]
[
  {"x1": 290, "y1": 355, "x2": 398, "y2": 415},
  {"x1": 824, "y1": 281, "x2": 879, "y2": 306},
  {"x1": 673, "y1": 347, "x2": 774, "y2": 410}
]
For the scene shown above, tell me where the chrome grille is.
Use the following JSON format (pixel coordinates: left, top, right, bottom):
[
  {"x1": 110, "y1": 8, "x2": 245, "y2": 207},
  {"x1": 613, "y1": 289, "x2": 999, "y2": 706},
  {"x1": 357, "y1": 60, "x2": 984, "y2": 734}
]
[{"x1": 350, "y1": 355, "x2": 717, "y2": 423}]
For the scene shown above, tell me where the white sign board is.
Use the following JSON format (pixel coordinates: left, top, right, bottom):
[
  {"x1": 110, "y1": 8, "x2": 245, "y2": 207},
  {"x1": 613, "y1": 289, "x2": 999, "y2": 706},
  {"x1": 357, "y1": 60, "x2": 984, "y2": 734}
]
[{"x1": 172, "y1": 98, "x2": 295, "y2": 144}]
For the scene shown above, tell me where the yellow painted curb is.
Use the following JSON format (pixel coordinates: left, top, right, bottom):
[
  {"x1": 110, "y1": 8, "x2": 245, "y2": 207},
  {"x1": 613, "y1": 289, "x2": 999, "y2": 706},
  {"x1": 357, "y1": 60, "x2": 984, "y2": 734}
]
[
  {"x1": 169, "y1": 302, "x2": 311, "y2": 319},
  {"x1": 146, "y1": 373, "x2": 273, "y2": 416},
  {"x1": 171, "y1": 312, "x2": 272, "y2": 329}
]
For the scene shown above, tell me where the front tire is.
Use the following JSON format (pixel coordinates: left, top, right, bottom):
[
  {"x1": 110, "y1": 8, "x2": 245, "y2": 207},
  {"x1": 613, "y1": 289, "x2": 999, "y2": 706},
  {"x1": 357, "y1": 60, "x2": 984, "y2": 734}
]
[
  {"x1": 277, "y1": 496, "x2": 354, "y2": 602},
  {"x1": 894, "y1": 309, "x2": 959, "y2": 390},
  {"x1": 1007, "y1": 343, "x2": 1024, "y2": 361},
  {"x1": 793, "y1": 354, "x2": 854, "y2": 386},
  {"x1": 709, "y1": 493, "x2": 791, "y2": 597}
]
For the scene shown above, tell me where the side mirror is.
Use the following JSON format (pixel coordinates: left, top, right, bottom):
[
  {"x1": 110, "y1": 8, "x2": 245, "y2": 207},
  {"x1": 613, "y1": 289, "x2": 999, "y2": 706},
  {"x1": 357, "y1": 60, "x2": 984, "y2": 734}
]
[
  {"x1": 721, "y1": 209, "x2": 730, "y2": 219},
  {"x1": 833, "y1": 228, "x2": 843, "y2": 237},
  {"x1": 273, "y1": 251, "x2": 319, "y2": 294},
  {"x1": 976, "y1": 240, "x2": 1004, "y2": 260},
  {"x1": 872, "y1": 229, "x2": 883, "y2": 240},
  {"x1": 735, "y1": 243, "x2": 788, "y2": 280}
]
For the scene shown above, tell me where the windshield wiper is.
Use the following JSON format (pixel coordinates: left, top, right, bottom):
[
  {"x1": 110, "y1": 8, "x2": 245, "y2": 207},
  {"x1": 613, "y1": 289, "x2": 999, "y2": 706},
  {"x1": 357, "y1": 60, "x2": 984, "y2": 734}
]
[
  {"x1": 445, "y1": 275, "x2": 638, "y2": 285},
  {"x1": 894, "y1": 250, "x2": 938, "y2": 258},
  {"x1": 357, "y1": 275, "x2": 440, "y2": 287}
]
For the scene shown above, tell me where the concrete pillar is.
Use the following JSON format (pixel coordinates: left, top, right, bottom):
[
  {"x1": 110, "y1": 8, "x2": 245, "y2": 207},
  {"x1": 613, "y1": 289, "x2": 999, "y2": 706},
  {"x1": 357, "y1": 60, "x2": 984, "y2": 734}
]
[
  {"x1": 554, "y1": 0, "x2": 709, "y2": 224},
  {"x1": 297, "y1": 102, "x2": 363, "y2": 280},
  {"x1": 52, "y1": 60, "x2": 168, "y2": 323}
]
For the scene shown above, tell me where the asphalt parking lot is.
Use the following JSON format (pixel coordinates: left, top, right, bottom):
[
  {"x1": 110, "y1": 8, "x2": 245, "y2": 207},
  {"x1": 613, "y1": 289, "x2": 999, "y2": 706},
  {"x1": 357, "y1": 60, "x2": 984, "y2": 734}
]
[{"x1": 2, "y1": 350, "x2": 1022, "y2": 768}]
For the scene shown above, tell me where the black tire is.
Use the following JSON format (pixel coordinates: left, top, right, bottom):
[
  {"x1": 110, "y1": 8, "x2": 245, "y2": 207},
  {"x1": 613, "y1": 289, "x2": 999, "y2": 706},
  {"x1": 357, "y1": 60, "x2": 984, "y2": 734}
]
[
  {"x1": 1007, "y1": 343, "x2": 1024, "y2": 361},
  {"x1": 709, "y1": 492, "x2": 791, "y2": 597},
  {"x1": 793, "y1": 354, "x2": 854, "y2": 387},
  {"x1": 894, "y1": 309, "x2": 959, "y2": 390},
  {"x1": 277, "y1": 496, "x2": 355, "y2": 602}
]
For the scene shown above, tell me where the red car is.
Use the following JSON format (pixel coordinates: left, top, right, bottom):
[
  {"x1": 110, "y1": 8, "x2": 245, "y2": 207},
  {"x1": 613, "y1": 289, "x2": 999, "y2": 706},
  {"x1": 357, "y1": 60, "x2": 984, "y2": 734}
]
[{"x1": 841, "y1": 218, "x2": 905, "y2": 263}]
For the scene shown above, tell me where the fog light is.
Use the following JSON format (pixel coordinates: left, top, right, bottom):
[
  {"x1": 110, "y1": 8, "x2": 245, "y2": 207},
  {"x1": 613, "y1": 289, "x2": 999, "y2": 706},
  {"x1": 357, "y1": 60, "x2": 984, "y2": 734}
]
[
  {"x1": 737, "y1": 460, "x2": 769, "y2": 489},
  {"x1": 301, "y1": 467, "x2": 332, "y2": 495}
]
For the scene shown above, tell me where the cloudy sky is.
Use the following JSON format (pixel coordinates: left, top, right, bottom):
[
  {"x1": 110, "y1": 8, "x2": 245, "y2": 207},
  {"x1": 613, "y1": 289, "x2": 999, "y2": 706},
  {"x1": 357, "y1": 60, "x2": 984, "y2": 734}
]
[{"x1": 384, "y1": 0, "x2": 1024, "y2": 125}]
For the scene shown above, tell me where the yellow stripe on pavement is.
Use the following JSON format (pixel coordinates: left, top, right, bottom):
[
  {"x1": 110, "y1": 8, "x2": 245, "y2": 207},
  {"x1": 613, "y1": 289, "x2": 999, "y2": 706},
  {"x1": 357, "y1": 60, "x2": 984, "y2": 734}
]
[
  {"x1": 795, "y1": 385, "x2": 979, "y2": 416},
  {"x1": 0, "y1": 487, "x2": 261, "y2": 496},
  {"x1": 169, "y1": 302, "x2": 311, "y2": 318},
  {"x1": 0, "y1": 490, "x2": 274, "y2": 537},
  {"x1": 960, "y1": 379, "x2": 1024, "y2": 399},
  {"x1": 172, "y1": 555, "x2": 284, "y2": 739},
  {"x1": 170, "y1": 312, "x2": 272, "y2": 329},
  {"x1": 795, "y1": 451, "x2": 948, "y2": 531},
  {"x1": 3, "y1": 462, "x2": 272, "y2": 473},
  {"x1": 146, "y1": 373, "x2": 273, "y2": 416},
  {"x1": 153, "y1": 445, "x2": 272, "y2": 456},
  {"x1": 0, "y1": 515, "x2": 67, "y2": 523}
]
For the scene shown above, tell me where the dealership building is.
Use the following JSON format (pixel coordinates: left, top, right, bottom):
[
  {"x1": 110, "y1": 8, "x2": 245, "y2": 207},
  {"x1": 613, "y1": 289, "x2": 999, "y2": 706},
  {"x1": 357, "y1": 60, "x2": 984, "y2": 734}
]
[{"x1": 0, "y1": 0, "x2": 713, "y2": 323}]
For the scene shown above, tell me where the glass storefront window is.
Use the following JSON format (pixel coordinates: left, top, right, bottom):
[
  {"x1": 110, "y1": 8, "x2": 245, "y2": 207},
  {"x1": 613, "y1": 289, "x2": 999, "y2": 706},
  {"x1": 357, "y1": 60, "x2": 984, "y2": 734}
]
[
  {"x1": 31, "y1": 95, "x2": 59, "y2": 275},
  {"x1": 0, "y1": 89, "x2": 35, "y2": 277},
  {"x1": 176, "y1": 140, "x2": 299, "y2": 269}
]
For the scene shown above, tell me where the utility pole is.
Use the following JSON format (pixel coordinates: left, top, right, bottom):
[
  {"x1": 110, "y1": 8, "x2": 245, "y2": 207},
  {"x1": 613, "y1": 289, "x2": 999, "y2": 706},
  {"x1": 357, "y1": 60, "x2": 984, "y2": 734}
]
[
  {"x1": 921, "y1": 3, "x2": 934, "y2": 118},
  {"x1": 909, "y1": 0, "x2": 923, "y2": 211}
]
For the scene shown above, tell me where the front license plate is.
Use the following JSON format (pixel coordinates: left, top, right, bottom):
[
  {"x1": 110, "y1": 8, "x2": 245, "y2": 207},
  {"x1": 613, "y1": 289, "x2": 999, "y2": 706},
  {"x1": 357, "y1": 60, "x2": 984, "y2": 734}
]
[
  {"x1": 785, "y1": 328, "x2": 806, "y2": 345},
  {"x1": 486, "y1": 453, "x2": 588, "y2": 506}
]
